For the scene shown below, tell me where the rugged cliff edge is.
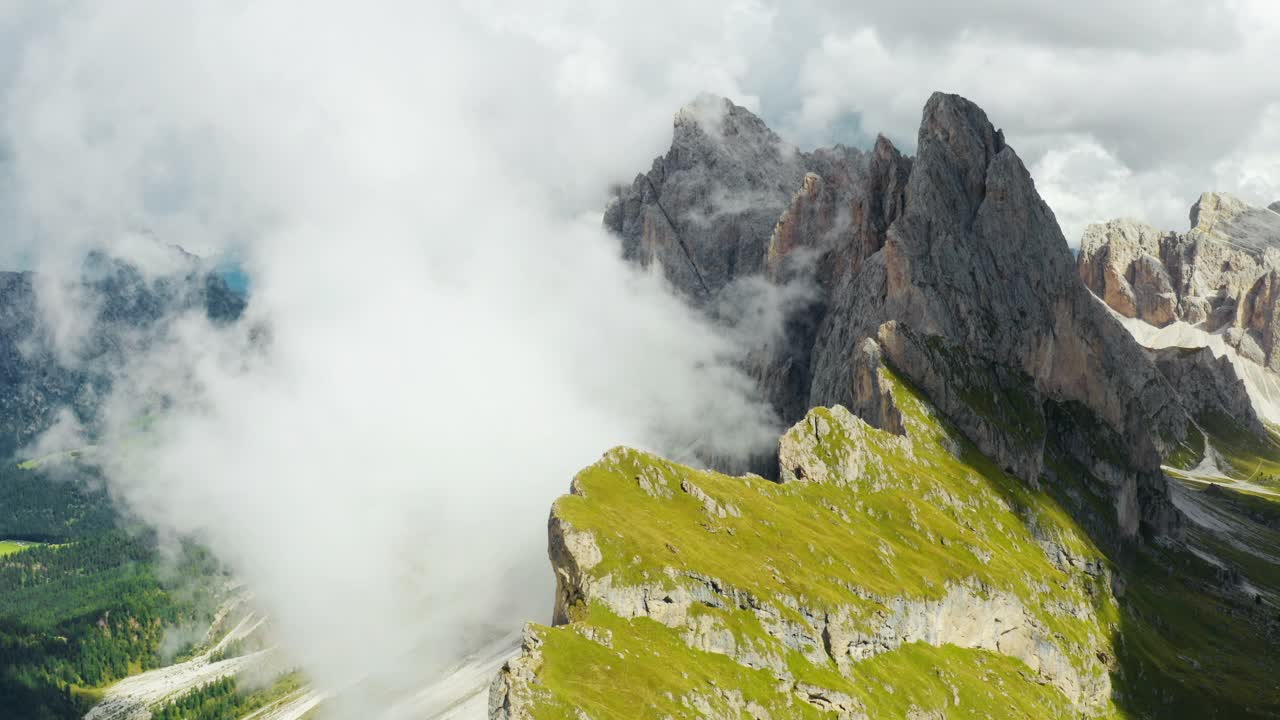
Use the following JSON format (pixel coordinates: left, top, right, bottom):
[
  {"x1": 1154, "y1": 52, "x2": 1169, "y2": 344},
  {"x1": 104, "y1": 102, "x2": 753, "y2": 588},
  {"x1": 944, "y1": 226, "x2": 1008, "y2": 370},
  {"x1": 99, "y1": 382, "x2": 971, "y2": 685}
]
[
  {"x1": 492, "y1": 92, "x2": 1280, "y2": 719},
  {"x1": 611, "y1": 92, "x2": 1193, "y2": 540},
  {"x1": 1076, "y1": 192, "x2": 1280, "y2": 480},
  {"x1": 492, "y1": 357, "x2": 1280, "y2": 718},
  {"x1": 492, "y1": 368, "x2": 1118, "y2": 718}
]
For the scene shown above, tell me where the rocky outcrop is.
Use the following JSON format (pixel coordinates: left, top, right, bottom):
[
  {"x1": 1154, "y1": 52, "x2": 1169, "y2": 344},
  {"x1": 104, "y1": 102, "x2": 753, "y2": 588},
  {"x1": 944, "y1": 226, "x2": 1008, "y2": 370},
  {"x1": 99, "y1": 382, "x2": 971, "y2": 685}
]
[
  {"x1": 493, "y1": 388, "x2": 1119, "y2": 718},
  {"x1": 829, "y1": 95, "x2": 1188, "y2": 486},
  {"x1": 608, "y1": 98, "x2": 911, "y2": 432},
  {"x1": 1078, "y1": 192, "x2": 1280, "y2": 370},
  {"x1": 604, "y1": 94, "x2": 807, "y2": 304},
  {"x1": 611, "y1": 91, "x2": 1187, "y2": 538},
  {"x1": 776, "y1": 402, "x2": 1114, "y2": 709},
  {"x1": 1148, "y1": 345, "x2": 1263, "y2": 435},
  {"x1": 873, "y1": 322, "x2": 1045, "y2": 484},
  {"x1": 845, "y1": 337, "x2": 904, "y2": 436}
]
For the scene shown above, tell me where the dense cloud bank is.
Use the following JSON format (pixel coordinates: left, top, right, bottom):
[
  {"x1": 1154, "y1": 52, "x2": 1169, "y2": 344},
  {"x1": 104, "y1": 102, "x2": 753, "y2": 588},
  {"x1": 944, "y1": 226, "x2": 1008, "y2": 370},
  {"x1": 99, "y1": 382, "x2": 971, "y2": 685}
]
[{"x1": 0, "y1": 1, "x2": 1276, "y2": 714}]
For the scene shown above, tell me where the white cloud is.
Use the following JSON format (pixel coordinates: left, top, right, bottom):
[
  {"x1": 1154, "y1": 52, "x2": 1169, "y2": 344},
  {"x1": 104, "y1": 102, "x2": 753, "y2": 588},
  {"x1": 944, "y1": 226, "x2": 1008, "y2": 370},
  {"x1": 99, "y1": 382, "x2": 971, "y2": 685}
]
[
  {"x1": 1030, "y1": 136, "x2": 1192, "y2": 243},
  {"x1": 0, "y1": 1, "x2": 1277, "y2": 715},
  {"x1": 1214, "y1": 101, "x2": 1280, "y2": 208},
  {"x1": 2, "y1": 1, "x2": 784, "y2": 712}
]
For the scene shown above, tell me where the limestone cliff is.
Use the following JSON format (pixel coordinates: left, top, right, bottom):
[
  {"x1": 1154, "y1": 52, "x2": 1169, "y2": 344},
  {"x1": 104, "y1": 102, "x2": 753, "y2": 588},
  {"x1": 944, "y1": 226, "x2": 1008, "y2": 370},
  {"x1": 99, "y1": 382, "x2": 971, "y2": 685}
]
[
  {"x1": 493, "y1": 368, "x2": 1119, "y2": 719},
  {"x1": 609, "y1": 92, "x2": 1189, "y2": 539},
  {"x1": 1078, "y1": 192, "x2": 1280, "y2": 368},
  {"x1": 492, "y1": 357, "x2": 1280, "y2": 718}
]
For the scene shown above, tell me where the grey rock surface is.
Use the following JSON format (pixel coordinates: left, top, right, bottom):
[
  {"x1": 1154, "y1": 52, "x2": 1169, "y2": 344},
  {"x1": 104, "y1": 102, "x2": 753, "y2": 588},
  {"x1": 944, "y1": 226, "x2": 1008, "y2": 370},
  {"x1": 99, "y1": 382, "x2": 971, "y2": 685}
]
[
  {"x1": 609, "y1": 97, "x2": 911, "y2": 429},
  {"x1": 1079, "y1": 192, "x2": 1280, "y2": 370},
  {"x1": 611, "y1": 92, "x2": 1189, "y2": 537},
  {"x1": 604, "y1": 94, "x2": 806, "y2": 303},
  {"x1": 1149, "y1": 345, "x2": 1263, "y2": 435},
  {"x1": 874, "y1": 321, "x2": 1046, "y2": 485},
  {"x1": 846, "y1": 337, "x2": 904, "y2": 436}
]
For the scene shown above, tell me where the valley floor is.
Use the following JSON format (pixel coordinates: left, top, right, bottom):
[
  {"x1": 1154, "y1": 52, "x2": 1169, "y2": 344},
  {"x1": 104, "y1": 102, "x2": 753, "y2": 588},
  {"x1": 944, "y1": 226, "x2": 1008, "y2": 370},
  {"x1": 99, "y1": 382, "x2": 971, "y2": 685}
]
[{"x1": 85, "y1": 612, "x2": 272, "y2": 720}]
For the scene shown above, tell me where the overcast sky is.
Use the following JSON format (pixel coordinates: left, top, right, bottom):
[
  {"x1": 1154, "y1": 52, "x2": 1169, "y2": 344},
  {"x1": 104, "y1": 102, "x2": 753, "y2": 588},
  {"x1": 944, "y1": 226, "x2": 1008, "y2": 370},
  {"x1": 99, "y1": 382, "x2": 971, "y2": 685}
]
[
  {"x1": 750, "y1": 0, "x2": 1280, "y2": 243},
  {"x1": 0, "y1": 4, "x2": 1275, "y2": 711},
  {"x1": 0, "y1": 2, "x2": 1276, "y2": 252}
]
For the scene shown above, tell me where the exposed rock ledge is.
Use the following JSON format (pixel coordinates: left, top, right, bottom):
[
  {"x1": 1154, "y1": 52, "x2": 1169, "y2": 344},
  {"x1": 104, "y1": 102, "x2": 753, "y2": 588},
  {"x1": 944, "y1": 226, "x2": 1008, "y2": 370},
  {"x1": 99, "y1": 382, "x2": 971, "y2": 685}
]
[
  {"x1": 535, "y1": 553, "x2": 1098, "y2": 709},
  {"x1": 1078, "y1": 192, "x2": 1280, "y2": 369},
  {"x1": 492, "y1": 385, "x2": 1116, "y2": 718}
]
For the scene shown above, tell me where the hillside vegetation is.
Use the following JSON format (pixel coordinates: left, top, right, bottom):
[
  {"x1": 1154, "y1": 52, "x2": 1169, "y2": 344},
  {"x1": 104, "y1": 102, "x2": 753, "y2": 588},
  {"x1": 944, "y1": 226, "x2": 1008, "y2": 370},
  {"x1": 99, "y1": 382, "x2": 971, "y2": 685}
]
[
  {"x1": 0, "y1": 462, "x2": 231, "y2": 719},
  {"x1": 494, "y1": 367, "x2": 1280, "y2": 719}
]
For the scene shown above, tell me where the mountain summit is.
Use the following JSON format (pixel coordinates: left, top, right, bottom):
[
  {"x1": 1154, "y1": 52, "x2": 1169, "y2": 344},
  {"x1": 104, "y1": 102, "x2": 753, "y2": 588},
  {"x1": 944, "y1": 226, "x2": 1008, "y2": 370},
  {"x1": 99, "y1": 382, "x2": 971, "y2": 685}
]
[
  {"x1": 492, "y1": 92, "x2": 1280, "y2": 720},
  {"x1": 1079, "y1": 191, "x2": 1280, "y2": 371},
  {"x1": 610, "y1": 92, "x2": 1196, "y2": 539}
]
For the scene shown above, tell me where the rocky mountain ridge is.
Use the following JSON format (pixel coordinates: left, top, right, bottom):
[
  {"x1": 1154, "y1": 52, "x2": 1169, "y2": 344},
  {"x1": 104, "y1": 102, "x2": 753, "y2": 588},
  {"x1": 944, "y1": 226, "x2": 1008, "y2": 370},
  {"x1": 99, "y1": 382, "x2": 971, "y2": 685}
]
[
  {"x1": 610, "y1": 91, "x2": 1202, "y2": 540},
  {"x1": 493, "y1": 355, "x2": 1280, "y2": 718},
  {"x1": 493, "y1": 371, "x2": 1120, "y2": 718},
  {"x1": 1078, "y1": 192, "x2": 1280, "y2": 368},
  {"x1": 493, "y1": 92, "x2": 1280, "y2": 719}
]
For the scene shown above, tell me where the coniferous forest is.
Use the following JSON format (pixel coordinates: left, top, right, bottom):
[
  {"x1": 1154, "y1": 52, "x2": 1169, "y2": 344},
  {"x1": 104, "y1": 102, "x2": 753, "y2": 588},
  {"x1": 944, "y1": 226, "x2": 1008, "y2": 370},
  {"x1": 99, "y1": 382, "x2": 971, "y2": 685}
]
[{"x1": 0, "y1": 462, "x2": 228, "y2": 719}]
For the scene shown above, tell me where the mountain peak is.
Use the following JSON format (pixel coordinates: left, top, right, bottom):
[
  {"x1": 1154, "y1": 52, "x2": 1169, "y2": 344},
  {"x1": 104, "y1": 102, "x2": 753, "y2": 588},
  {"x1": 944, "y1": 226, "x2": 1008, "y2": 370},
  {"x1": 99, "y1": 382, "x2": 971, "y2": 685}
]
[
  {"x1": 1190, "y1": 190, "x2": 1249, "y2": 232},
  {"x1": 1184, "y1": 191, "x2": 1280, "y2": 254},
  {"x1": 608, "y1": 90, "x2": 1188, "y2": 538},
  {"x1": 672, "y1": 93, "x2": 779, "y2": 149},
  {"x1": 918, "y1": 92, "x2": 1005, "y2": 154},
  {"x1": 910, "y1": 92, "x2": 1008, "y2": 227},
  {"x1": 1081, "y1": 189, "x2": 1280, "y2": 385}
]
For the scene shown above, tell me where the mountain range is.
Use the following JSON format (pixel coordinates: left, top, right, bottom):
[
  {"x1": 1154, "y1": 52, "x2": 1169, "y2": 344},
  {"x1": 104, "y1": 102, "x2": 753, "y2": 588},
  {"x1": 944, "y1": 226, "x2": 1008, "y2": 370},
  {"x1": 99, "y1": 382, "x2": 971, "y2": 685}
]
[
  {"x1": 2, "y1": 91, "x2": 1279, "y2": 719},
  {"x1": 0, "y1": 249, "x2": 243, "y2": 461},
  {"x1": 492, "y1": 93, "x2": 1280, "y2": 719}
]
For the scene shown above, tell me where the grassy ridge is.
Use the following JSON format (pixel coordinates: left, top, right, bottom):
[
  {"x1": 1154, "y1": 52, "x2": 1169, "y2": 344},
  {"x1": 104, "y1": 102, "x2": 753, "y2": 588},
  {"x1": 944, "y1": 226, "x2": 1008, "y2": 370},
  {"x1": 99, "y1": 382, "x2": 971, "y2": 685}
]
[
  {"x1": 524, "y1": 603, "x2": 1077, "y2": 720},
  {"x1": 508, "y1": 367, "x2": 1280, "y2": 718},
  {"x1": 512, "y1": 369, "x2": 1121, "y2": 718}
]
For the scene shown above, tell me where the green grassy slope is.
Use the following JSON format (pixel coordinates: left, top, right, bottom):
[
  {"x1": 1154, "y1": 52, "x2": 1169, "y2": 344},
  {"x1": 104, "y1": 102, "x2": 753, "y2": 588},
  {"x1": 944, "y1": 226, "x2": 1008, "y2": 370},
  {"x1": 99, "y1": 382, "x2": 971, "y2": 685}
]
[
  {"x1": 498, "y1": 368, "x2": 1280, "y2": 719},
  {"x1": 0, "y1": 539, "x2": 43, "y2": 557}
]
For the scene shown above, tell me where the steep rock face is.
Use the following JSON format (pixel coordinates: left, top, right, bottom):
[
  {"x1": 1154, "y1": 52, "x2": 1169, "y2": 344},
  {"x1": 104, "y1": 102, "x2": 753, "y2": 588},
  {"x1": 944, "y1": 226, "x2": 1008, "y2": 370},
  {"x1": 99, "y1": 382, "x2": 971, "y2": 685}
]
[
  {"x1": 1148, "y1": 345, "x2": 1263, "y2": 435},
  {"x1": 845, "y1": 337, "x2": 904, "y2": 436},
  {"x1": 608, "y1": 98, "x2": 911, "y2": 429},
  {"x1": 605, "y1": 94, "x2": 807, "y2": 303},
  {"x1": 830, "y1": 95, "x2": 1186, "y2": 480},
  {"x1": 493, "y1": 370, "x2": 1119, "y2": 719},
  {"x1": 0, "y1": 250, "x2": 244, "y2": 458},
  {"x1": 872, "y1": 322, "x2": 1045, "y2": 485},
  {"x1": 611, "y1": 92, "x2": 1187, "y2": 538},
  {"x1": 1078, "y1": 193, "x2": 1280, "y2": 370}
]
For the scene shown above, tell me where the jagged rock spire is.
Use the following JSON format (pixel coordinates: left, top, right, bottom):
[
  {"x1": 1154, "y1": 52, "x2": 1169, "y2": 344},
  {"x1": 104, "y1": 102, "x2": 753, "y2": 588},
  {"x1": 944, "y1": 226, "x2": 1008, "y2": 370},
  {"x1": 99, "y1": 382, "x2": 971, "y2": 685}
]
[{"x1": 609, "y1": 91, "x2": 1190, "y2": 537}]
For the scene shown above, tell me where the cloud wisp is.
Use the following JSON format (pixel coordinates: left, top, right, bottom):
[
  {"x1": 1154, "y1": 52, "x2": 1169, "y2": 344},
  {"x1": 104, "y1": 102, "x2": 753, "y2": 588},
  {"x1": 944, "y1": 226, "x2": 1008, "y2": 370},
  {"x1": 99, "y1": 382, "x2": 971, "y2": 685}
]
[
  {"x1": 1, "y1": 2, "x2": 788, "y2": 712},
  {"x1": 1, "y1": 1, "x2": 1277, "y2": 714}
]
